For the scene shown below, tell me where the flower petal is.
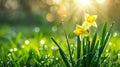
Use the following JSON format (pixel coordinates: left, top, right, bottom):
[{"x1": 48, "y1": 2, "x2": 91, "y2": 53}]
[
  {"x1": 93, "y1": 22, "x2": 97, "y2": 28},
  {"x1": 85, "y1": 13, "x2": 90, "y2": 20},
  {"x1": 93, "y1": 15, "x2": 97, "y2": 19},
  {"x1": 82, "y1": 21, "x2": 91, "y2": 30}
]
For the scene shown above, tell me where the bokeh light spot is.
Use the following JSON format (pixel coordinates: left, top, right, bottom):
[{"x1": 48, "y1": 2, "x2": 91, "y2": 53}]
[
  {"x1": 13, "y1": 48, "x2": 17, "y2": 51},
  {"x1": 22, "y1": 45, "x2": 25, "y2": 48},
  {"x1": 34, "y1": 27, "x2": 40, "y2": 32},
  {"x1": 113, "y1": 32, "x2": 118, "y2": 37},
  {"x1": 46, "y1": 13, "x2": 54, "y2": 22},
  {"x1": 25, "y1": 40, "x2": 30, "y2": 45},
  {"x1": 109, "y1": 42, "x2": 112, "y2": 46},
  {"x1": 10, "y1": 49, "x2": 13, "y2": 52},
  {"x1": 40, "y1": 40, "x2": 45, "y2": 45}
]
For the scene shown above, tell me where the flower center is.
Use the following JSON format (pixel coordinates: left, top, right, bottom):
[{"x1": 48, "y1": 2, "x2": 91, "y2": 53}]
[{"x1": 76, "y1": 27, "x2": 85, "y2": 35}]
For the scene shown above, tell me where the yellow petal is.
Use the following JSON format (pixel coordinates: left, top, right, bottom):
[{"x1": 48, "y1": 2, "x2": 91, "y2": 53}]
[
  {"x1": 85, "y1": 14, "x2": 97, "y2": 24},
  {"x1": 93, "y1": 15, "x2": 97, "y2": 19},
  {"x1": 74, "y1": 25, "x2": 86, "y2": 36},
  {"x1": 85, "y1": 13, "x2": 90, "y2": 20},
  {"x1": 93, "y1": 22, "x2": 97, "y2": 28},
  {"x1": 83, "y1": 14, "x2": 98, "y2": 29},
  {"x1": 82, "y1": 21, "x2": 91, "y2": 30}
]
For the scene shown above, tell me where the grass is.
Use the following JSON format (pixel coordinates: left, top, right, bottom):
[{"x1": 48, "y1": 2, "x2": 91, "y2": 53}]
[{"x1": 0, "y1": 23, "x2": 120, "y2": 67}]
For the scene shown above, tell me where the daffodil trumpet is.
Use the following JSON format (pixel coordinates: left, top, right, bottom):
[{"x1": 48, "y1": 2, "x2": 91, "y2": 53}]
[{"x1": 82, "y1": 14, "x2": 97, "y2": 30}]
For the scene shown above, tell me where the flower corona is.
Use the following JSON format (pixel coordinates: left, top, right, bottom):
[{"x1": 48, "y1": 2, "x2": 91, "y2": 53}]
[
  {"x1": 74, "y1": 25, "x2": 86, "y2": 36},
  {"x1": 82, "y1": 14, "x2": 97, "y2": 30}
]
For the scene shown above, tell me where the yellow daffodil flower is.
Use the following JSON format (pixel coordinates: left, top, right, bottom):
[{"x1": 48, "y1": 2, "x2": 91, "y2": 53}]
[
  {"x1": 82, "y1": 14, "x2": 97, "y2": 30},
  {"x1": 74, "y1": 25, "x2": 87, "y2": 36}
]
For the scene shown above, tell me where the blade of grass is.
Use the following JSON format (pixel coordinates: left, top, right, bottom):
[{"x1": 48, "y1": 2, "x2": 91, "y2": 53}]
[
  {"x1": 34, "y1": 59, "x2": 41, "y2": 66},
  {"x1": 103, "y1": 23, "x2": 114, "y2": 48},
  {"x1": 90, "y1": 40, "x2": 100, "y2": 67},
  {"x1": 96, "y1": 23, "x2": 107, "y2": 67},
  {"x1": 93, "y1": 40, "x2": 100, "y2": 52},
  {"x1": 97, "y1": 23, "x2": 107, "y2": 62},
  {"x1": 91, "y1": 31, "x2": 97, "y2": 52},
  {"x1": 51, "y1": 38, "x2": 71, "y2": 67},
  {"x1": 100, "y1": 22, "x2": 107, "y2": 46},
  {"x1": 76, "y1": 36, "x2": 81, "y2": 67},
  {"x1": 65, "y1": 33, "x2": 74, "y2": 66},
  {"x1": 86, "y1": 36, "x2": 91, "y2": 67},
  {"x1": 82, "y1": 37, "x2": 86, "y2": 67},
  {"x1": 99, "y1": 23, "x2": 114, "y2": 57}
]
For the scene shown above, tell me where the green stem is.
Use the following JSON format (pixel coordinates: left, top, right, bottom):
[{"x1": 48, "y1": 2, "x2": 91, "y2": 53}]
[{"x1": 77, "y1": 36, "x2": 81, "y2": 67}]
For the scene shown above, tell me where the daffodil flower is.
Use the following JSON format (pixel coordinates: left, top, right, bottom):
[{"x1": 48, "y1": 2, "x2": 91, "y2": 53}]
[
  {"x1": 82, "y1": 14, "x2": 97, "y2": 30},
  {"x1": 74, "y1": 25, "x2": 88, "y2": 36}
]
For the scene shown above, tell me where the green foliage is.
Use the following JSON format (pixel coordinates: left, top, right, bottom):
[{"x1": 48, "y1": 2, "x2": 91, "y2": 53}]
[
  {"x1": 0, "y1": 23, "x2": 120, "y2": 67},
  {"x1": 52, "y1": 23, "x2": 115, "y2": 67}
]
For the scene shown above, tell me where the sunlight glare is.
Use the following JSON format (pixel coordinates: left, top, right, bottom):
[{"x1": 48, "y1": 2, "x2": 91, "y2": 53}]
[
  {"x1": 80, "y1": 0, "x2": 90, "y2": 6},
  {"x1": 81, "y1": 0, "x2": 90, "y2": 6},
  {"x1": 96, "y1": 0, "x2": 105, "y2": 4}
]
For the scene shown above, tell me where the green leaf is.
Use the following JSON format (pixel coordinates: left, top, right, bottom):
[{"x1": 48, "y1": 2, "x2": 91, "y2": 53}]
[
  {"x1": 86, "y1": 36, "x2": 91, "y2": 67},
  {"x1": 82, "y1": 38, "x2": 86, "y2": 67},
  {"x1": 97, "y1": 23, "x2": 114, "y2": 66},
  {"x1": 99, "y1": 23, "x2": 114, "y2": 58},
  {"x1": 100, "y1": 22, "x2": 107, "y2": 46},
  {"x1": 76, "y1": 36, "x2": 81, "y2": 67},
  {"x1": 90, "y1": 40, "x2": 100, "y2": 67},
  {"x1": 51, "y1": 38, "x2": 71, "y2": 67},
  {"x1": 34, "y1": 59, "x2": 41, "y2": 65},
  {"x1": 91, "y1": 31, "x2": 97, "y2": 52},
  {"x1": 103, "y1": 23, "x2": 114, "y2": 47},
  {"x1": 93, "y1": 40, "x2": 100, "y2": 52},
  {"x1": 65, "y1": 33, "x2": 74, "y2": 66}
]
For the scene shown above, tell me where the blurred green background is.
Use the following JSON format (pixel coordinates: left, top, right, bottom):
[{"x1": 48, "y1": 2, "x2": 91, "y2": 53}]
[{"x1": 0, "y1": 0, "x2": 120, "y2": 35}]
